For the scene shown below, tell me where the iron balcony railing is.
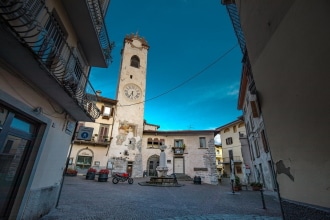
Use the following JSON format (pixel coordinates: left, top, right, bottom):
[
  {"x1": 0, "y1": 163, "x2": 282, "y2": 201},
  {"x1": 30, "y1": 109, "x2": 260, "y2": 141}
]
[
  {"x1": 221, "y1": 156, "x2": 242, "y2": 163},
  {"x1": 222, "y1": 0, "x2": 246, "y2": 54},
  {"x1": 86, "y1": 0, "x2": 112, "y2": 65},
  {"x1": 0, "y1": 0, "x2": 101, "y2": 119}
]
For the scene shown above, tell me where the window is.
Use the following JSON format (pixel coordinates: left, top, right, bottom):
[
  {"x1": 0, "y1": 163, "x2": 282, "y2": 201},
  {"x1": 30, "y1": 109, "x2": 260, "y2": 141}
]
[
  {"x1": 226, "y1": 137, "x2": 233, "y2": 145},
  {"x1": 233, "y1": 126, "x2": 237, "y2": 133},
  {"x1": 98, "y1": 124, "x2": 110, "y2": 142},
  {"x1": 254, "y1": 139, "x2": 260, "y2": 158},
  {"x1": 224, "y1": 128, "x2": 230, "y2": 133},
  {"x1": 130, "y1": 55, "x2": 140, "y2": 68},
  {"x1": 250, "y1": 144, "x2": 255, "y2": 161},
  {"x1": 250, "y1": 101, "x2": 260, "y2": 118},
  {"x1": 236, "y1": 165, "x2": 242, "y2": 174},
  {"x1": 199, "y1": 137, "x2": 206, "y2": 148},
  {"x1": 101, "y1": 106, "x2": 113, "y2": 119},
  {"x1": 147, "y1": 138, "x2": 163, "y2": 148},
  {"x1": 261, "y1": 130, "x2": 269, "y2": 153},
  {"x1": 250, "y1": 115, "x2": 254, "y2": 130},
  {"x1": 153, "y1": 138, "x2": 159, "y2": 148},
  {"x1": 147, "y1": 138, "x2": 153, "y2": 148},
  {"x1": 174, "y1": 139, "x2": 183, "y2": 148}
]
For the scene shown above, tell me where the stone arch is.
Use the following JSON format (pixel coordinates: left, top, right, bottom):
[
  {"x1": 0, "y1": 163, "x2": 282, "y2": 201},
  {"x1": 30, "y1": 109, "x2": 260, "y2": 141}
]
[
  {"x1": 146, "y1": 154, "x2": 159, "y2": 177},
  {"x1": 75, "y1": 148, "x2": 94, "y2": 170}
]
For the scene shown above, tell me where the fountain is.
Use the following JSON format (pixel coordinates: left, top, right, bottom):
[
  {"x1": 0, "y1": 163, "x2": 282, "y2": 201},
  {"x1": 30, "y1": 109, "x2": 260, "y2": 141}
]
[{"x1": 138, "y1": 145, "x2": 183, "y2": 187}]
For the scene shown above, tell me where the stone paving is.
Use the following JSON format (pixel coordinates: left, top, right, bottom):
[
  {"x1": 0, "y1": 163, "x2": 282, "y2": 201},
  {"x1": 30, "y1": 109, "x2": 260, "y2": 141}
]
[{"x1": 41, "y1": 176, "x2": 283, "y2": 220}]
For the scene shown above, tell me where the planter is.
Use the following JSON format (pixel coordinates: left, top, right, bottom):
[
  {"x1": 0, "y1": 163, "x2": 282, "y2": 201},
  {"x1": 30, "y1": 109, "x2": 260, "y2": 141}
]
[
  {"x1": 252, "y1": 186, "x2": 262, "y2": 191},
  {"x1": 234, "y1": 186, "x2": 242, "y2": 191},
  {"x1": 86, "y1": 172, "x2": 96, "y2": 180},
  {"x1": 98, "y1": 173, "x2": 108, "y2": 182}
]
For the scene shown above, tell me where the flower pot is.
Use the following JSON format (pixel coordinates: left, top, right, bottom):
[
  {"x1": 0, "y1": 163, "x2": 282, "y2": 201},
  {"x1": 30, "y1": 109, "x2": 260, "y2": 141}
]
[
  {"x1": 86, "y1": 172, "x2": 96, "y2": 180},
  {"x1": 98, "y1": 173, "x2": 108, "y2": 182}
]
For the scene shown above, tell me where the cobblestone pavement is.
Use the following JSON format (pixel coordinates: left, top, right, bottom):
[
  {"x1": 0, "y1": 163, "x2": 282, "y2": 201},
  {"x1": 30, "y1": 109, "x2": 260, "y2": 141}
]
[{"x1": 41, "y1": 176, "x2": 283, "y2": 220}]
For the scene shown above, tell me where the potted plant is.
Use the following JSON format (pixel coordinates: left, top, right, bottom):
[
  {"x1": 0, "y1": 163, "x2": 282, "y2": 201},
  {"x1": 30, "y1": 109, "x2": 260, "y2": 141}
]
[
  {"x1": 86, "y1": 167, "x2": 97, "y2": 180},
  {"x1": 65, "y1": 168, "x2": 78, "y2": 176},
  {"x1": 250, "y1": 182, "x2": 263, "y2": 191},
  {"x1": 234, "y1": 175, "x2": 242, "y2": 191},
  {"x1": 98, "y1": 169, "x2": 109, "y2": 182}
]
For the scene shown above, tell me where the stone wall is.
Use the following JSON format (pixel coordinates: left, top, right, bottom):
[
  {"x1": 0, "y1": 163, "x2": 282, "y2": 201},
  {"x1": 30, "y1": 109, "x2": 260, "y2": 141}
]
[{"x1": 21, "y1": 184, "x2": 59, "y2": 220}]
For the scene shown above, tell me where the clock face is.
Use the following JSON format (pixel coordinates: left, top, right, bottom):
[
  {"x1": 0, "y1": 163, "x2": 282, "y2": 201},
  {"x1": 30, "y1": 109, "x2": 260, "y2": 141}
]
[{"x1": 123, "y1": 83, "x2": 142, "y2": 101}]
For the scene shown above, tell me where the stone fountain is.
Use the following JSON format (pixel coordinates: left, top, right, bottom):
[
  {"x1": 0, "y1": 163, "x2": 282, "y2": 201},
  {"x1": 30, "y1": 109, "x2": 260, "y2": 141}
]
[
  {"x1": 138, "y1": 145, "x2": 183, "y2": 187},
  {"x1": 156, "y1": 145, "x2": 168, "y2": 177}
]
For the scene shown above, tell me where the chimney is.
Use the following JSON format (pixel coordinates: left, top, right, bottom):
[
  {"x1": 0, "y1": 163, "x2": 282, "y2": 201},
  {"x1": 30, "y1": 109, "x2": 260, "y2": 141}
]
[{"x1": 96, "y1": 90, "x2": 102, "y2": 96}]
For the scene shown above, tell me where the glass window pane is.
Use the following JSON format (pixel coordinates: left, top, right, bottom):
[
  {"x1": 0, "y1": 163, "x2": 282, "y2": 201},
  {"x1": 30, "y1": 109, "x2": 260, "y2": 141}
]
[{"x1": 10, "y1": 117, "x2": 35, "y2": 134}]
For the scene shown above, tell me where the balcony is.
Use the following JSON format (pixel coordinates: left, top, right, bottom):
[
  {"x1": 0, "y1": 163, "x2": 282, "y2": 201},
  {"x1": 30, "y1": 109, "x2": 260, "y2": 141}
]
[
  {"x1": 172, "y1": 147, "x2": 184, "y2": 155},
  {"x1": 61, "y1": 0, "x2": 112, "y2": 67},
  {"x1": 221, "y1": 156, "x2": 242, "y2": 164},
  {"x1": 74, "y1": 135, "x2": 111, "y2": 147},
  {"x1": 0, "y1": 0, "x2": 101, "y2": 121}
]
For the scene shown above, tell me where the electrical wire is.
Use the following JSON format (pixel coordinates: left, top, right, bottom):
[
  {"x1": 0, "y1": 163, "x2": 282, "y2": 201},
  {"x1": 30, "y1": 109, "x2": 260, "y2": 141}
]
[{"x1": 118, "y1": 44, "x2": 239, "y2": 107}]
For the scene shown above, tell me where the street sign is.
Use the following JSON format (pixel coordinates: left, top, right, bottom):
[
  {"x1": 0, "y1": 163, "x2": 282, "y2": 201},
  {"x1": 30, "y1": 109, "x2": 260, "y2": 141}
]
[{"x1": 77, "y1": 126, "x2": 94, "y2": 141}]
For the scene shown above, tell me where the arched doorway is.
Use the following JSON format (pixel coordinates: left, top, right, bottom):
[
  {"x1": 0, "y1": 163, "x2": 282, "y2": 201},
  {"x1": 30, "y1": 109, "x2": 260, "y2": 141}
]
[
  {"x1": 147, "y1": 155, "x2": 159, "y2": 177},
  {"x1": 76, "y1": 148, "x2": 94, "y2": 172}
]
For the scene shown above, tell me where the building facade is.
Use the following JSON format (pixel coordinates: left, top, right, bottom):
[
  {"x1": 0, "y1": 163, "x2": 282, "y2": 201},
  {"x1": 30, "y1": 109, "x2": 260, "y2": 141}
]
[
  {"x1": 215, "y1": 119, "x2": 248, "y2": 184},
  {"x1": 0, "y1": 0, "x2": 112, "y2": 219},
  {"x1": 69, "y1": 94, "x2": 117, "y2": 174},
  {"x1": 223, "y1": 0, "x2": 330, "y2": 218},
  {"x1": 142, "y1": 129, "x2": 218, "y2": 185},
  {"x1": 237, "y1": 61, "x2": 277, "y2": 191}
]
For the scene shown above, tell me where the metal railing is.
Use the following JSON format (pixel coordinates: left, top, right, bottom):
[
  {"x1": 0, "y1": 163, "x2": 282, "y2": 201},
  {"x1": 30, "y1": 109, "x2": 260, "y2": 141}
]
[
  {"x1": 0, "y1": 0, "x2": 100, "y2": 119},
  {"x1": 222, "y1": 156, "x2": 242, "y2": 163},
  {"x1": 86, "y1": 0, "x2": 113, "y2": 65},
  {"x1": 222, "y1": 1, "x2": 246, "y2": 53}
]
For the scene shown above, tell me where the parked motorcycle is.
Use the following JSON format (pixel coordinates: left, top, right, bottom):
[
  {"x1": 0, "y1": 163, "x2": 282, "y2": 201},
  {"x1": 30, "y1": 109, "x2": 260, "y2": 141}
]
[{"x1": 112, "y1": 172, "x2": 133, "y2": 184}]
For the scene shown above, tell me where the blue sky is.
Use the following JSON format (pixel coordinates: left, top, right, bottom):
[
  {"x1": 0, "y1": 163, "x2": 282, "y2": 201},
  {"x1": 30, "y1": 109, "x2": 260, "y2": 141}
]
[{"x1": 90, "y1": 0, "x2": 243, "y2": 131}]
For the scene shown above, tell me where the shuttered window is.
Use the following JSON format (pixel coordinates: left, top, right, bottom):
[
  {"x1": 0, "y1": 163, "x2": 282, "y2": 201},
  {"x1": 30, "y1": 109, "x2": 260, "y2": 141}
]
[{"x1": 250, "y1": 101, "x2": 259, "y2": 118}]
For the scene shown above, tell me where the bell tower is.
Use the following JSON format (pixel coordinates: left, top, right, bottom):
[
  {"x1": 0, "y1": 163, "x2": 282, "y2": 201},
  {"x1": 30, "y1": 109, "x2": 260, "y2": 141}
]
[{"x1": 109, "y1": 34, "x2": 149, "y2": 177}]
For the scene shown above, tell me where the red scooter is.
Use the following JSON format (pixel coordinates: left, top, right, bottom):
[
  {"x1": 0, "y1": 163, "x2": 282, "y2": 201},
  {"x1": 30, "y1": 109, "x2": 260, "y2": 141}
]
[{"x1": 112, "y1": 172, "x2": 133, "y2": 184}]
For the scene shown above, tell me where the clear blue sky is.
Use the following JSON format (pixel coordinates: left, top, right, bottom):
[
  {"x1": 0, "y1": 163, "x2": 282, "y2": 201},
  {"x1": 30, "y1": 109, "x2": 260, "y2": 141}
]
[{"x1": 89, "y1": 0, "x2": 243, "y2": 131}]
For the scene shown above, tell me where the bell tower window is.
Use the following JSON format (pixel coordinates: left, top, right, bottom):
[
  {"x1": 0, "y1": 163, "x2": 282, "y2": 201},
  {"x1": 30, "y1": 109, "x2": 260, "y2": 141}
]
[{"x1": 130, "y1": 55, "x2": 140, "y2": 68}]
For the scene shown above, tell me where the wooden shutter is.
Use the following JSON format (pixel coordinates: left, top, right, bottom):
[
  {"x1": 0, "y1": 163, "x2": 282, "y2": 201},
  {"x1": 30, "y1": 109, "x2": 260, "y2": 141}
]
[{"x1": 250, "y1": 101, "x2": 259, "y2": 118}]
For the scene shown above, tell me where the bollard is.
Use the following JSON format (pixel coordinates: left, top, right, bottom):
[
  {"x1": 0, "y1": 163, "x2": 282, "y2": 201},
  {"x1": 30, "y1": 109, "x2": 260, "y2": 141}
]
[{"x1": 260, "y1": 189, "x2": 266, "y2": 209}]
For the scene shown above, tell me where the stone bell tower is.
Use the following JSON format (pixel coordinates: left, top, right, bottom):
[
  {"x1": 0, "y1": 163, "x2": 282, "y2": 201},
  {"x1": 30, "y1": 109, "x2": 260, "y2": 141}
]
[{"x1": 109, "y1": 34, "x2": 149, "y2": 177}]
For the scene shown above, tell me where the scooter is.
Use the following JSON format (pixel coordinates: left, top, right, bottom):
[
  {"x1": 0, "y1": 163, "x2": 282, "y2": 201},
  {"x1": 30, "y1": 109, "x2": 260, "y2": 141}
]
[{"x1": 112, "y1": 172, "x2": 134, "y2": 184}]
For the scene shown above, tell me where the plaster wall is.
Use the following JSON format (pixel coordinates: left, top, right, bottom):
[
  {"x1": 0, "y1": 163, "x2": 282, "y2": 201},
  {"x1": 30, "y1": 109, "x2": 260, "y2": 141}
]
[
  {"x1": 142, "y1": 132, "x2": 216, "y2": 184},
  {"x1": 219, "y1": 121, "x2": 246, "y2": 180},
  {"x1": 239, "y1": 0, "x2": 330, "y2": 208},
  {"x1": 0, "y1": 65, "x2": 72, "y2": 219}
]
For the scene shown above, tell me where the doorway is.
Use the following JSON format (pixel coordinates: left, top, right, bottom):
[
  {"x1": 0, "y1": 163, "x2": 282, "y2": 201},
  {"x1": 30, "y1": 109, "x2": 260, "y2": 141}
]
[
  {"x1": 147, "y1": 155, "x2": 159, "y2": 176},
  {"x1": 127, "y1": 162, "x2": 133, "y2": 176},
  {"x1": 0, "y1": 107, "x2": 39, "y2": 218},
  {"x1": 174, "y1": 157, "x2": 184, "y2": 174}
]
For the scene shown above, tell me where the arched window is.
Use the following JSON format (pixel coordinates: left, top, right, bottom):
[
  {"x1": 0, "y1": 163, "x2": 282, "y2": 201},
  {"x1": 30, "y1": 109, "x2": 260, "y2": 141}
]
[{"x1": 130, "y1": 55, "x2": 140, "y2": 68}]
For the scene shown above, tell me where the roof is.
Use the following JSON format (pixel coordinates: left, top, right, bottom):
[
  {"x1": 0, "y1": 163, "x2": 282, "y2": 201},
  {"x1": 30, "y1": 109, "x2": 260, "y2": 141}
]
[
  {"x1": 96, "y1": 96, "x2": 117, "y2": 105},
  {"x1": 215, "y1": 117, "x2": 244, "y2": 131},
  {"x1": 124, "y1": 33, "x2": 149, "y2": 49},
  {"x1": 143, "y1": 130, "x2": 216, "y2": 136}
]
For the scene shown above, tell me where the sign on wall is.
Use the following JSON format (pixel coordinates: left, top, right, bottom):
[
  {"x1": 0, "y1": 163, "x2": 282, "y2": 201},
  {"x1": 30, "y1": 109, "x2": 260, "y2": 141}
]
[{"x1": 77, "y1": 126, "x2": 94, "y2": 141}]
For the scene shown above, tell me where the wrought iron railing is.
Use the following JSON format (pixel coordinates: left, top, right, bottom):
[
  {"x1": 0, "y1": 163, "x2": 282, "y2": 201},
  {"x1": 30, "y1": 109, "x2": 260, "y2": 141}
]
[
  {"x1": 222, "y1": 156, "x2": 242, "y2": 163},
  {"x1": 86, "y1": 0, "x2": 113, "y2": 65},
  {"x1": 0, "y1": 0, "x2": 101, "y2": 119},
  {"x1": 222, "y1": 1, "x2": 246, "y2": 54}
]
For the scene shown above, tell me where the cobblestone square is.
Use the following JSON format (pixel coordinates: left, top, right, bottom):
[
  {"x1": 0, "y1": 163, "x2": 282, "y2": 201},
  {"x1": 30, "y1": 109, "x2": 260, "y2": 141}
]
[{"x1": 41, "y1": 176, "x2": 282, "y2": 220}]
